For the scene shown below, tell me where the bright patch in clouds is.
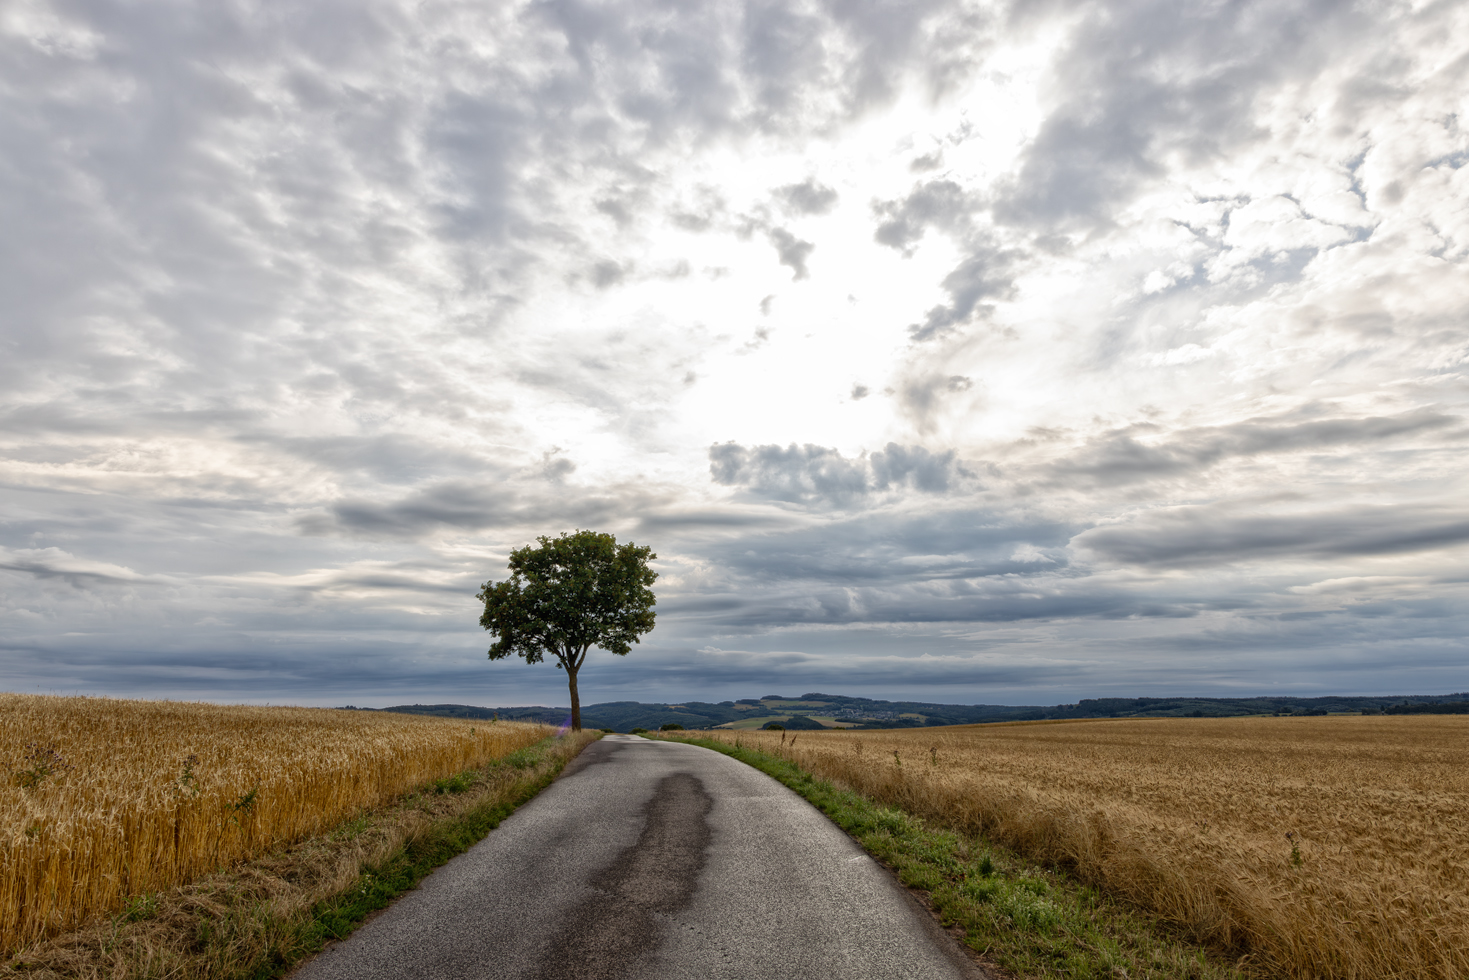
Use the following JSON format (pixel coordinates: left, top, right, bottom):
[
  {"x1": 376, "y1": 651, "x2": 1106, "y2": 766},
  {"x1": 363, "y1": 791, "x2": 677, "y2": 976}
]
[{"x1": 1, "y1": 0, "x2": 1466, "y2": 706}]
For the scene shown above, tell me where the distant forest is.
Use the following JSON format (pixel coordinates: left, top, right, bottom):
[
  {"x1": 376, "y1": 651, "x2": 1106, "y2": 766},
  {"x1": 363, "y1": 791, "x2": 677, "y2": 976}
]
[{"x1": 341, "y1": 691, "x2": 1469, "y2": 733}]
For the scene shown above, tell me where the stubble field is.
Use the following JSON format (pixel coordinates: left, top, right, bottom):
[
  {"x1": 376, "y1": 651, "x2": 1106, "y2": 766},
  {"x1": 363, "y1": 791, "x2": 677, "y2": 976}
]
[
  {"x1": 704, "y1": 716, "x2": 1469, "y2": 980},
  {"x1": 0, "y1": 694, "x2": 552, "y2": 954}
]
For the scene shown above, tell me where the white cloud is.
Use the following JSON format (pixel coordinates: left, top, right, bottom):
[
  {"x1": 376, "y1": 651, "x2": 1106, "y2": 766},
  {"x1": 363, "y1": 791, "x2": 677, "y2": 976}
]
[
  {"x1": 1149, "y1": 343, "x2": 1214, "y2": 366},
  {"x1": 1008, "y1": 544, "x2": 1053, "y2": 564}
]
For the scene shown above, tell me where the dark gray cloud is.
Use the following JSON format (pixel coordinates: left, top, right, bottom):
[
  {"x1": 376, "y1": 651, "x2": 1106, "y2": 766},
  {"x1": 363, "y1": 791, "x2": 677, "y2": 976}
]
[
  {"x1": 872, "y1": 179, "x2": 1018, "y2": 339},
  {"x1": 995, "y1": 0, "x2": 1360, "y2": 231},
  {"x1": 1047, "y1": 409, "x2": 1463, "y2": 486},
  {"x1": 873, "y1": 179, "x2": 976, "y2": 253},
  {"x1": 697, "y1": 523, "x2": 1074, "y2": 596},
  {"x1": 869, "y1": 443, "x2": 964, "y2": 492},
  {"x1": 301, "y1": 480, "x2": 656, "y2": 539},
  {"x1": 590, "y1": 261, "x2": 629, "y2": 288},
  {"x1": 909, "y1": 249, "x2": 1019, "y2": 340},
  {"x1": 0, "y1": 548, "x2": 166, "y2": 589},
  {"x1": 262, "y1": 434, "x2": 500, "y2": 485},
  {"x1": 867, "y1": 0, "x2": 1386, "y2": 352},
  {"x1": 1076, "y1": 505, "x2": 1469, "y2": 568},
  {"x1": 897, "y1": 372, "x2": 981, "y2": 427},
  {"x1": 709, "y1": 442, "x2": 870, "y2": 504},
  {"x1": 775, "y1": 178, "x2": 839, "y2": 215},
  {"x1": 709, "y1": 441, "x2": 967, "y2": 504},
  {"x1": 766, "y1": 227, "x2": 816, "y2": 280}
]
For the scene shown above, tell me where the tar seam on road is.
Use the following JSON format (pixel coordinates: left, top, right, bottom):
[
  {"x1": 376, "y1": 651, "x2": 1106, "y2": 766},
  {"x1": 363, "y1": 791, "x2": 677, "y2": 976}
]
[{"x1": 530, "y1": 771, "x2": 714, "y2": 980}]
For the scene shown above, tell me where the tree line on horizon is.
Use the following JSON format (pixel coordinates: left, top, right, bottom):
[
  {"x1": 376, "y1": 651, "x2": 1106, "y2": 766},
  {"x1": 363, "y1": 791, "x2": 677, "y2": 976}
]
[{"x1": 343, "y1": 691, "x2": 1469, "y2": 732}]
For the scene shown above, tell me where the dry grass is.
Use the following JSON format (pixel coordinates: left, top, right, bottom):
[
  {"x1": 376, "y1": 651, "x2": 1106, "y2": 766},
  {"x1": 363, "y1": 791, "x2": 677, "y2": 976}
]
[
  {"x1": 707, "y1": 716, "x2": 1469, "y2": 980},
  {"x1": 0, "y1": 693, "x2": 553, "y2": 954},
  {"x1": 3, "y1": 729, "x2": 599, "y2": 980}
]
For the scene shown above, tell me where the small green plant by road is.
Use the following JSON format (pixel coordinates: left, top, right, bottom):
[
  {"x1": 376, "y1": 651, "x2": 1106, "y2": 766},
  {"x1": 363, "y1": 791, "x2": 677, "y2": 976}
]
[
  {"x1": 431, "y1": 772, "x2": 474, "y2": 794},
  {"x1": 118, "y1": 893, "x2": 160, "y2": 923}
]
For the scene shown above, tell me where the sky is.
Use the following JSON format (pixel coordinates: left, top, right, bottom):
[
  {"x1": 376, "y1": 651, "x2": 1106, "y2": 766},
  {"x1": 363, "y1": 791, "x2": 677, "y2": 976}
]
[{"x1": 2, "y1": 0, "x2": 1467, "y2": 709}]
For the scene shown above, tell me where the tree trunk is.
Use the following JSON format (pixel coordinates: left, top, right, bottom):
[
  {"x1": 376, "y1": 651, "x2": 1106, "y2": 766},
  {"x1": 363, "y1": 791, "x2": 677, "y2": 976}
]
[{"x1": 567, "y1": 665, "x2": 582, "y2": 731}]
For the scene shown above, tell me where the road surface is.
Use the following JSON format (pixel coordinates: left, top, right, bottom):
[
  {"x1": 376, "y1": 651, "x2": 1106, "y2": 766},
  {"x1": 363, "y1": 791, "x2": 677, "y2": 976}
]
[{"x1": 291, "y1": 734, "x2": 987, "y2": 980}]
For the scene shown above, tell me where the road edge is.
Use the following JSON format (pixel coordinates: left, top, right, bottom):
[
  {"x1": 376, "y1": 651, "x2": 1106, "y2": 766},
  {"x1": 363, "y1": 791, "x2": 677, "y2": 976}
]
[
  {"x1": 654, "y1": 734, "x2": 1253, "y2": 980},
  {"x1": 3, "y1": 731, "x2": 603, "y2": 980},
  {"x1": 652, "y1": 734, "x2": 997, "y2": 979}
]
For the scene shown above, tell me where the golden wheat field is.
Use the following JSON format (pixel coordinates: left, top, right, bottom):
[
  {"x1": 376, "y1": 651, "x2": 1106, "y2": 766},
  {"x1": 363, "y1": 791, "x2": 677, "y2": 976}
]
[
  {"x1": 0, "y1": 694, "x2": 552, "y2": 954},
  {"x1": 707, "y1": 716, "x2": 1469, "y2": 980}
]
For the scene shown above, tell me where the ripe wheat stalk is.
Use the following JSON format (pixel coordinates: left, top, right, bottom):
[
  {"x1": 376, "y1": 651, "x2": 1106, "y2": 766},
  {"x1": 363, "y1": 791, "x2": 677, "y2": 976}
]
[
  {"x1": 706, "y1": 716, "x2": 1469, "y2": 980},
  {"x1": 0, "y1": 694, "x2": 552, "y2": 953}
]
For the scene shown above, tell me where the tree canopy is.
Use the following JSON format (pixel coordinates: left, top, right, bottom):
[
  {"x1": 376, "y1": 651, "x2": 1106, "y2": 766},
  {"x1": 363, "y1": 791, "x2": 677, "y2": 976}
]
[{"x1": 477, "y1": 530, "x2": 657, "y2": 731}]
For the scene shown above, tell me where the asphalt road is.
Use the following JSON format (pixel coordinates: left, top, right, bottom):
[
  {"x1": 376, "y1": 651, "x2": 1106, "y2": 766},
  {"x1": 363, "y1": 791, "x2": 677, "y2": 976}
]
[{"x1": 291, "y1": 734, "x2": 987, "y2": 980}]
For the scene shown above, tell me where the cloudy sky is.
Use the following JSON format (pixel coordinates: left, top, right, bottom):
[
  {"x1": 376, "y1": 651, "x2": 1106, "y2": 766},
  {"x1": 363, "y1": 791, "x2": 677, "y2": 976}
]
[{"x1": 3, "y1": 0, "x2": 1467, "y2": 709}]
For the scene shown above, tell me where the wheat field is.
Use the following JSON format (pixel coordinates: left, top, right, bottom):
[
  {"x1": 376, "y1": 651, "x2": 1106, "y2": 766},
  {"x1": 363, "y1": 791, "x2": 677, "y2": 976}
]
[
  {"x1": 706, "y1": 716, "x2": 1469, "y2": 980},
  {"x1": 0, "y1": 694, "x2": 552, "y2": 954}
]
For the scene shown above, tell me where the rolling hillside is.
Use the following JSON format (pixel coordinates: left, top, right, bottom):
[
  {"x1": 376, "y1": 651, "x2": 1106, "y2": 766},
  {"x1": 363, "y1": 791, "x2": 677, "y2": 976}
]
[{"x1": 345, "y1": 691, "x2": 1469, "y2": 732}]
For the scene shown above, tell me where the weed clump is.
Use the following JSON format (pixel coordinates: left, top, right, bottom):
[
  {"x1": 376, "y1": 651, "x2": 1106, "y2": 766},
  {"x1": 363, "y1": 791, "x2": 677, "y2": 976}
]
[
  {"x1": 432, "y1": 773, "x2": 474, "y2": 795},
  {"x1": 12, "y1": 743, "x2": 72, "y2": 789}
]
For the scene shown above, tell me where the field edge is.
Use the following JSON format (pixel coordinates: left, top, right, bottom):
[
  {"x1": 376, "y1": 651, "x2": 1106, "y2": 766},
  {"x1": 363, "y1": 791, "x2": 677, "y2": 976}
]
[
  {"x1": 3, "y1": 730, "x2": 602, "y2": 980},
  {"x1": 655, "y1": 733, "x2": 1253, "y2": 980}
]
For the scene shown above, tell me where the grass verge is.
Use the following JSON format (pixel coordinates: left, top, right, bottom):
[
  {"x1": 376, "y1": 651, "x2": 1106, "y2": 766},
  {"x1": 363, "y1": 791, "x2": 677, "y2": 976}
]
[
  {"x1": 658, "y1": 734, "x2": 1251, "y2": 980},
  {"x1": 4, "y1": 730, "x2": 600, "y2": 980}
]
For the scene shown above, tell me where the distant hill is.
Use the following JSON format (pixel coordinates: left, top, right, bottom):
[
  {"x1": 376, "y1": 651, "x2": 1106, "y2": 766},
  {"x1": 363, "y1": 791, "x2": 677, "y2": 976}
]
[
  {"x1": 340, "y1": 691, "x2": 1469, "y2": 732},
  {"x1": 1384, "y1": 701, "x2": 1469, "y2": 714}
]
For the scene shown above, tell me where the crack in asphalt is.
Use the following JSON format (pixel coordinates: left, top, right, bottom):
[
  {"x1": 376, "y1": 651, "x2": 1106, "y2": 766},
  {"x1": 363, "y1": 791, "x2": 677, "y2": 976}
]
[{"x1": 530, "y1": 772, "x2": 714, "y2": 979}]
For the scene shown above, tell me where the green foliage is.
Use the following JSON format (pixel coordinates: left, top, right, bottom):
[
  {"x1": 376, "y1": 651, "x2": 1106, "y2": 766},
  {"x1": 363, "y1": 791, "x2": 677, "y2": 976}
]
[
  {"x1": 502, "y1": 746, "x2": 541, "y2": 770},
  {"x1": 629, "y1": 727, "x2": 648, "y2": 734},
  {"x1": 478, "y1": 529, "x2": 657, "y2": 730},
  {"x1": 227, "y1": 784, "x2": 260, "y2": 827},
  {"x1": 329, "y1": 811, "x2": 373, "y2": 842},
  {"x1": 431, "y1": 772, "x2": 474, "y2": 794},
  {"x1": 761, "y1": 722, "x2": 786, "y2": 731},
  {"x1": 1384, "y1": 700, "x2": 1469, "y2": 714},
  {"x1": 659, "y1": 723, "x2": 684, "y2": 731},
  {"x1": 171, "y1": 753, "x2": 201, "y2": 799},
  {"x1": 599, "y1": 728, "x2": 614, "y2": 733},
  {"x1": 119, "y1": 892, "x2": 160, "y2": 923},
  {"x1": 477, "y1": 530, "x2": 657, "y2": 666}
]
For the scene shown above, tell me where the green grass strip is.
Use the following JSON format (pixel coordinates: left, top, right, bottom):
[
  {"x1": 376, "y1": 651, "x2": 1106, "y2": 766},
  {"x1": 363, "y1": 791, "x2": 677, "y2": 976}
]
[
  {"x1": 302, "y1": 742, "x2": 564, "y2": 945},
  {"x1": 234, "y1": 735, "x2": 590, "y2": 980},
  {"x1": 660, "y1": 735, "x2": 1251, "y2": 980}
]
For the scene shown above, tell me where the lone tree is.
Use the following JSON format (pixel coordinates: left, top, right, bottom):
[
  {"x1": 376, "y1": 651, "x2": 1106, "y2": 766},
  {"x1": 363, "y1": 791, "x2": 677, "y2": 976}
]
[{"x1": 477, "y1": 530, "x2": 657, "y2": 731}]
